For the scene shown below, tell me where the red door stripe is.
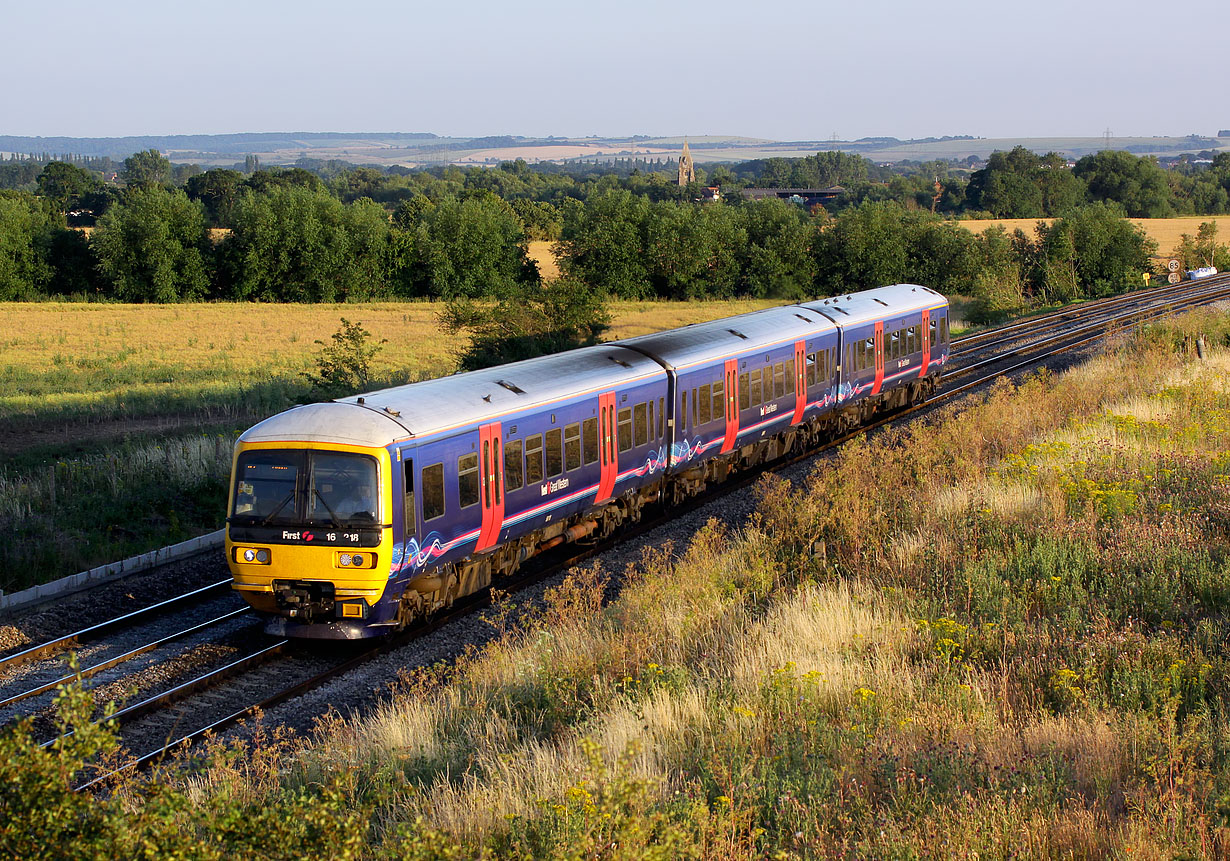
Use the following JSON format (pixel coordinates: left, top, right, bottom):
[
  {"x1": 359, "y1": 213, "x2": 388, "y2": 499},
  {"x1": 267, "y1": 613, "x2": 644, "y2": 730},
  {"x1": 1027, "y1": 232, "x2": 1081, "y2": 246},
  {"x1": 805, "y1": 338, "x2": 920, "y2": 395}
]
[
  {"x1": 475, "y1": 422, "x2": 504, "y2": 553},
  {"x1": 791, "y1": 340, "x2": 806, "y2": 425},
  {"x1": 919, "y1": 308, "x2": 931, "y2": 379},
  {"x1": 596, "y1": 391, "x2": 617, "y2": 503},
  {"x1": 721, "y1": 358, "x2": 739, "y2": 453},
  {"x1": 871, "y1": 322, "x2": 885, "y2": 395}
]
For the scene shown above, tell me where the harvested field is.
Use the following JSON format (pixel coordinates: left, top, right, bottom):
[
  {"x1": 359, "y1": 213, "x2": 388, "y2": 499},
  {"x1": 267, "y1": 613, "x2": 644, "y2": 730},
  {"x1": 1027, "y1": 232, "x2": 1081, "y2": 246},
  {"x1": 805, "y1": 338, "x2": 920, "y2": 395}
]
[{"x1": 959, "y1": 215, "x2": 1230, "y2": 258}]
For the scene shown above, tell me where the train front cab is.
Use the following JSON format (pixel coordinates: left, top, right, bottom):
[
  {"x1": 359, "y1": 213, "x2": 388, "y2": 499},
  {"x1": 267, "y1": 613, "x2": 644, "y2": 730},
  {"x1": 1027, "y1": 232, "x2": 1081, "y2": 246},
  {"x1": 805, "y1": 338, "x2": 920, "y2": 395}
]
[{"x1": 226, "y1": 439, "x2": 400, "y2": 638}]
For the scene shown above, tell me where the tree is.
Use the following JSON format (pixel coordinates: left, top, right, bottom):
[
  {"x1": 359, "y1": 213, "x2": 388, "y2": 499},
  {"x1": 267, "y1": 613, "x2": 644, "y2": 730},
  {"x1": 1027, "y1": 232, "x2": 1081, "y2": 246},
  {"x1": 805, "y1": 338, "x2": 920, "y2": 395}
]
[
  {"x1": 1073, "y1": 150, "x2": 1175, "y2": 218},
  {"x1": 558, "y1": 189, "x2": 651, "y2": 299},
  {"x1": 1036, "y1": 203, "x2": 1156, "y2": 299},
  {"x1": 439, "y1": 278, "x2": 609, "y2": 371},
  {"x1": 304, "y1": 318, "x2": 386, "y2": 398},
  {"x1": 221, "y1": 185, "x2": 392, "y2": 302},
  {"x1": 36, "y1": 162, "x2": 99, "y2": 214},
  {"x1": 121, "y1": 149, "x2": 172, "y2": 189},
  {"x1": 739, "y1": 198, "x2": 815, "y2": 299},
  {"x1": 92, "y1": 187, "x2": 209, "y2": 302},
  {"x1": 0, "y1": 192, "x2": 57, "y2": 299},
  {"x1": 185, "y1": 169, "x2": 244, "y2": 227}
]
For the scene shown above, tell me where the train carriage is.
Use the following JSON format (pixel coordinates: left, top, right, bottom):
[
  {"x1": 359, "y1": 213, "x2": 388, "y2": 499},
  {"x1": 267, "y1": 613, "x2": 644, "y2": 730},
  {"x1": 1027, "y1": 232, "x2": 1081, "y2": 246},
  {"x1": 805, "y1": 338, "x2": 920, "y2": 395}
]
[
  {"x1": 801, "y1": 284, "x2": 949, "y2": 422},
  {"x1": 228, "y1": 344, "x2": 668, "y2": 639}
]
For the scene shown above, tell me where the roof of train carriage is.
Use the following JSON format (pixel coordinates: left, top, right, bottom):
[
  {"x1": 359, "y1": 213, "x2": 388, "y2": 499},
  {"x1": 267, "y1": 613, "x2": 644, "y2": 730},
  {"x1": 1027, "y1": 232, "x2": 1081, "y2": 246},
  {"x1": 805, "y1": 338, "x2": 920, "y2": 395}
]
[
  {"x1": 238, "y1": 344, "x2": 666, "y2": 448},
  {"x1": 614, "y1": 305, "x2": 838, "y2": 371},
  {"x1": 797, "y1": 284, "x2": 948, "y2": 328}
]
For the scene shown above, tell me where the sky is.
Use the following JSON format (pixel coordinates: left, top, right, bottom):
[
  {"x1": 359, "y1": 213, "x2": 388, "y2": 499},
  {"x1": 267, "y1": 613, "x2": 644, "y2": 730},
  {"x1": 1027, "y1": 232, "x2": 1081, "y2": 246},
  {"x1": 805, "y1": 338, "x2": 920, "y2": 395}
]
[{"x1": 3, "y1": 0, "x2": 1226, "y2": 142}]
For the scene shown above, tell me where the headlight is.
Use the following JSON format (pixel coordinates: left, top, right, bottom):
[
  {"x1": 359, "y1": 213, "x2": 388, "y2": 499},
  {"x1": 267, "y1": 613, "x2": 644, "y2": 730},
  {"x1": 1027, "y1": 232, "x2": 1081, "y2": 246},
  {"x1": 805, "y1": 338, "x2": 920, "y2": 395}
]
[{"x1": 234, "y1": 546, "x2": 272, "y2": 565}]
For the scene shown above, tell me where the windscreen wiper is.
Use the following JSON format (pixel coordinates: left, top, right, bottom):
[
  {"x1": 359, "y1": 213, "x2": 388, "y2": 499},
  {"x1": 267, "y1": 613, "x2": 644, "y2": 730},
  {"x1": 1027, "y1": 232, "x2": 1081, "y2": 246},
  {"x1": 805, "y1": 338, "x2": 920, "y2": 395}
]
[
  {"x1": 260, "y1": 491, "x2": 296, "y2": 525},
  {"x1": 311, "y1": 489, "x2": 344, "y2": 530}
]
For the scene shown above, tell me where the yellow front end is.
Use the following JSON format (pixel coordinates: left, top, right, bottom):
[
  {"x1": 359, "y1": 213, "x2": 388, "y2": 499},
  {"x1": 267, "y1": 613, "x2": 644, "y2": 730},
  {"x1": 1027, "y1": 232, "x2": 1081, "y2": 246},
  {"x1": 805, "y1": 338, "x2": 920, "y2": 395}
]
[{"x1": 226, "y1": 440, "x2": 396, "y2": 624}]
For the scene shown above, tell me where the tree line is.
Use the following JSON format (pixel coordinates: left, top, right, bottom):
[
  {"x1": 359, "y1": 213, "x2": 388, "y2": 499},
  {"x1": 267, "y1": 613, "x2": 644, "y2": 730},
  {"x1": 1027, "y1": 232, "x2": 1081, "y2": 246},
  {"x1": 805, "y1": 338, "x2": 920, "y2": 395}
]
[{"x1": 2, "y1": 147, "x2": 1228, "y2": 320}]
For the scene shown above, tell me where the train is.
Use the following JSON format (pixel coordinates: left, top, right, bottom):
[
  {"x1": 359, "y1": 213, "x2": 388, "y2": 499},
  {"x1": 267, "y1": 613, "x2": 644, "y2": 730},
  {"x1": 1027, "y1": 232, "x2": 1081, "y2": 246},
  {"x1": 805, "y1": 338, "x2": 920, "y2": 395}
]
[{"x1": 225, "y1": 283, "x2": 951, "y2": 639}]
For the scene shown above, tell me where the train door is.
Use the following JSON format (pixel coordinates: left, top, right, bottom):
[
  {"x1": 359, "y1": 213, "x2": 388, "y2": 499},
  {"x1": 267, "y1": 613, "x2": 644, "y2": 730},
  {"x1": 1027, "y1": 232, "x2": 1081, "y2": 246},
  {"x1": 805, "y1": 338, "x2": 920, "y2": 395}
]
[
  {"x1": 475, "y1": 422, "x2": 504, "y2": 553},
  {"x1": 791, "y1": 340, "x2": 807, "y2": 425},
  {"x1": 596, "y1": 391, "x2": 618, "y2": 503},
  {"x1": 918, "y1": 308, "x2": 931, "y2": 378},
  {"x1": 721, "y1": 359, "x2": 739, "y2": 453},
  {"x1": 871, "y1": 322, "x2": 885, "y2": 395}
]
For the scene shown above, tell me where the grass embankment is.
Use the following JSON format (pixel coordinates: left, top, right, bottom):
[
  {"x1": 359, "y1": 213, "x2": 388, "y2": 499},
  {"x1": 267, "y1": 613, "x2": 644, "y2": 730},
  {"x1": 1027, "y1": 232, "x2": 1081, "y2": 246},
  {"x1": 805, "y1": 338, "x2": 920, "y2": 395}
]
[
  {"x1": 0, "y1": 299, "x2": 778, "y2": 592},
  {"x1": 7, "y1": 311, "x2": 1230, "y2": 857}
]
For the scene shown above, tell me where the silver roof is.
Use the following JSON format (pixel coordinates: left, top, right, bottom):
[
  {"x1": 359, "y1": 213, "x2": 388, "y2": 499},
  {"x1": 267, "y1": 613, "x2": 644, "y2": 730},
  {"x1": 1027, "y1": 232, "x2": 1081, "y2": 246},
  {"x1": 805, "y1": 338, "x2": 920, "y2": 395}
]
[
  {"x1": 616, "y1": 305, "x2": 836, "y2": 370},
  {"x1": 242, "y1": 344, "x2": 666, "y2": 449},
  {"x1": 798, "y1": 284, "x2": 947, "y2": 327}
]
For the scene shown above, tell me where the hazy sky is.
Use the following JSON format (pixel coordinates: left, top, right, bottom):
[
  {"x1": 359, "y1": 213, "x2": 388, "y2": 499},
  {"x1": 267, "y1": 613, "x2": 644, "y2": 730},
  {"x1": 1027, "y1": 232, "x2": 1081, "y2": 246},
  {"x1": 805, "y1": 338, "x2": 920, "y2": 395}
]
[{"x1": 3, "y1": 0, "x2": 1225, "y2": 141}]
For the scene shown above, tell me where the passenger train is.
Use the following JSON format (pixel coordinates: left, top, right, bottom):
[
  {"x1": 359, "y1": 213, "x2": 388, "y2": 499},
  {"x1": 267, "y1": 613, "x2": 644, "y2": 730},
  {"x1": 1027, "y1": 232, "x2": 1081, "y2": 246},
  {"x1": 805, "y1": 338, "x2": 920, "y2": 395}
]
[{"x1": 226, "y1": 283, "x2": 951, "y2": 638}]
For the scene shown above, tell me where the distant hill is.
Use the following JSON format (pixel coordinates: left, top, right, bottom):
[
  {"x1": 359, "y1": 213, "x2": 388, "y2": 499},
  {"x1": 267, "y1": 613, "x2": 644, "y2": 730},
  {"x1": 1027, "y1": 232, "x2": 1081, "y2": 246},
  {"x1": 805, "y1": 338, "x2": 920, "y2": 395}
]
[{"x1": 2, "y1": 131, "x2": 1227, "y2": 168}]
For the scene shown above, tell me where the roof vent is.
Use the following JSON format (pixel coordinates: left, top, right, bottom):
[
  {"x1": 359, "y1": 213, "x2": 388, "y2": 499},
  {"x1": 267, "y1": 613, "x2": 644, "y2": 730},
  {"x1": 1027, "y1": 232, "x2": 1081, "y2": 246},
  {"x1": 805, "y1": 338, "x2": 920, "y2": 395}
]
[
  {"x1": 793, "y1": 314, "x2": 812, "y2": 323},
  {"x1": 873, "y1": 298, "x2": 889, "y2": 306},
  {"x1": 727, "y1": 328, "x2": 749, "y2": 340},
  {"x1": 608, "y1": 355, "x2": 633, "y2": 368},
  {"x1": 482, "y1": 394, "x2": 492, "y2": 402},
  {"x1": 384, "y1": 406, "x2": 401, "y2": 417},
  {"x1": 357, "y1": 397, "x2": 366, "y2": 405},
  {"x1": 495, "y1": 379, "x2": 526, "y2": 395}
]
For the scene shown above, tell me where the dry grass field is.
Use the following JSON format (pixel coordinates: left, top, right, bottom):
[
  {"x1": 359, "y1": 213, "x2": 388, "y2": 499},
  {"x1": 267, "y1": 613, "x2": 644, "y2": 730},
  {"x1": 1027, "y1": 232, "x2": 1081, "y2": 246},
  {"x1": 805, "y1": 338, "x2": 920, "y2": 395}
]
[
  {"x1": 526, "y1": 240, "x2": 562, "y2": 281},
  {"x1": 959, "y1": 215, "x2": 1230, "y2": 258}
]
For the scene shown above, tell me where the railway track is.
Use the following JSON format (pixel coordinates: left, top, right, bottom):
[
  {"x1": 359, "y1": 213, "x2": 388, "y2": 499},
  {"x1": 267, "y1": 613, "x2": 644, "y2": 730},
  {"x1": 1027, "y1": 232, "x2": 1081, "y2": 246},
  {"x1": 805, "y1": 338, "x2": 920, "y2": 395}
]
[{"x1": 3, "y1": 277, "x2": 1226, "y2": 789}]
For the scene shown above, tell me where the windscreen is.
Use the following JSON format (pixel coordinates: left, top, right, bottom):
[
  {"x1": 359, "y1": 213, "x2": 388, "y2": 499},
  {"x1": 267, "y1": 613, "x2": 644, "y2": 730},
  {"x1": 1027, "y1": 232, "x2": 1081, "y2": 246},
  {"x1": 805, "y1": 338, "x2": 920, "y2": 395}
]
[{"x1": 231, "y1": 450, "x2": 379, "y2": 526}]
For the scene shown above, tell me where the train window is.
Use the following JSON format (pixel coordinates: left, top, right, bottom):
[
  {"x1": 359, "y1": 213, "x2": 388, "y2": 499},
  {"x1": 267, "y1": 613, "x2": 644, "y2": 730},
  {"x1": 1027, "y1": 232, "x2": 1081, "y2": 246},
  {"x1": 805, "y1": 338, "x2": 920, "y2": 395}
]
[
  {"x1": 564, "y1": 422, "x2": 581, "y2": 471},
  {"x1": 739, "y1": 373, "x2": 750, "y2": 410},
  {"x1": 680, "y1": 391, "x2": 688, "y2": 432},
  {"x1": 692, "y1": 388, "x2": 699, "y2": 424},
  {"x1": 422, "y1": 462, "x2": 445, "y2": 521},
  {"x1": 582, "y1": 417, "x2": 598, "y2": 465},
  {"x1": 634, "y1": 403, "x2": 648, "y2": 446},
  {"x1": 773, "y1": 363, "x2": 785, "y2": 399},
  {"x1": 504, "y1": 439, "x2": 523, "y2": 491},
  {"x1": 815, "y1": 350, "x2": 826, "y2": 382},
  {"x1": 403, "y1": 459, "x2": 415, "y2": 536},
  {"x1": 458, "y1": 453, "x2": 479, "y2": 509},
  {"x1": 617, "y1": 407, "x2": 633, "y2": 452},
  {"x1": 785, "y1": 359, "x2": 795, "y2": 396},
  {"x1": 940, "y1": 317, "x2": 949, "y2": 344},
  {"x1": 658, "y1": 398, "x2": 664, "y2": 439},
  {"x1": 750, "y1": 368, "x2": 762, "y2": 406},
  {"x1": 545, "y1": 428, "x2": 563, "y2": 477},
  {"x1": 698, "y1": 384, "x2": 711, "y2": 425},
  {"x1": 526, "y1": 434, "x2": 543, "y2": 484},
  {"x1": 907, "y1": 326, "x2": 916, "y2": 354},
  {"x1": 647, "y1": 400, "x2": 654, "y2": 441},
  {"x1": 710, "y1": 380, "x2": 723, "y2": 423},
  {"x1": 805, "y1": 353, "x2": 816, "y2": 387},
  {"x1": 891, "y1": 331, "x2": 901, "y2": 360},
  {"x1": 929, "y1": 319, "x2": 937, "y2": 348}
]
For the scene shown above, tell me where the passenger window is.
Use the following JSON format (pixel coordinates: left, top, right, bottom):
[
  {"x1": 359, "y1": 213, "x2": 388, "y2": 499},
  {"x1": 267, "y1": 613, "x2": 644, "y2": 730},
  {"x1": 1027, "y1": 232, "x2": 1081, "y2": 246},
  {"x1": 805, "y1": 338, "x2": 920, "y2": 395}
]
[
  {"x1": 504, "y1": 439, "x2": 523, "y2": 491},
  {"x1": 698, "y1": 384, "x2": 711, "y2": 424},
  {"x1": 545, "y1": 428, "x2": 563, "y2": 477},
  {"x1": 806, "y1": 353, "x2": 816, "y2": 387},
  {"x1": 526, "y1": 434, "x2": 543, "y2": 484},
  {"x1": 458, "y1": 453, "x2": 479, "y2": 509},
  {"x1": 711, "y1": 380, "x2": 723, "y2": 422},
  {"x1": 564, "y1": 422, "x2": 581, "y2": 471},
  {"x1": 617, "y1": 407, "x2": 633, "y2": 452},
  {"x1": 582, "y1": 417, "x2": 598, "y2": 465},
  {"x1": 692, "y1": 388, "x2": 698, "y2": 424},
  {"x1": 750, "y1": 368, "x2": 762, "y2": 406},
  {"x1": 658, "y1": 398, "x2": 664, "y2": 439},
  {"x1": 941, "y1": 317, "x2": 949, "y2": 344},
  {"x1": 785, "y1": 359, "x2": 795, "y2": 396},
  {"x1": 681, "y1": 391, "x2": 688, "y2": 431},
  {"x1": 774, "y1": 363, "x2": 785, "y2": 398},
  {"x1": 403, "y1": 459, "x2": 415, "y2": 536},
  {"x1": 647, "y1": 400, "x2": 654, "y2": 441},
  {"x1": 422, "y1": 462, "x2": 445, "y2": 521},
  {"x1": 739, "y1": 372, "x2": 750, "y2": 410}
]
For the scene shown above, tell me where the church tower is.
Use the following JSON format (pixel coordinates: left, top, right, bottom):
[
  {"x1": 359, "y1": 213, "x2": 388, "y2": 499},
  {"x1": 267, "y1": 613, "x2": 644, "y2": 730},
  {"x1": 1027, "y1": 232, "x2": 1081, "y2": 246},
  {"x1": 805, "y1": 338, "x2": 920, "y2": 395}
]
[{"x1": 677, "y1": 139, "x2": 695, "y2": 186}]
